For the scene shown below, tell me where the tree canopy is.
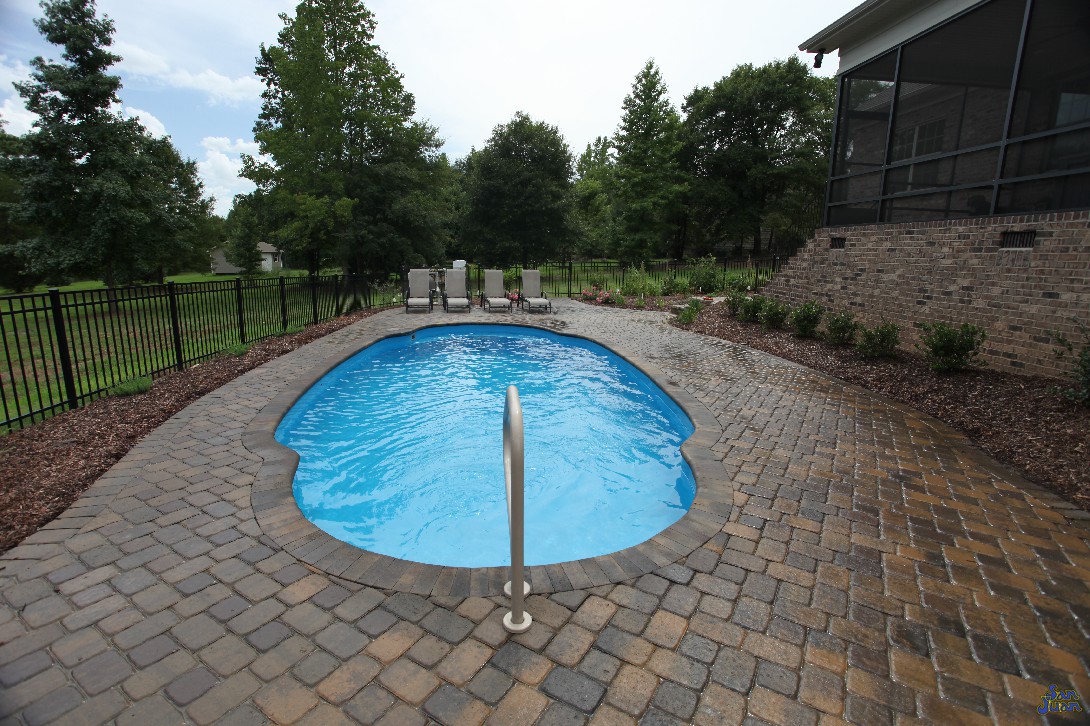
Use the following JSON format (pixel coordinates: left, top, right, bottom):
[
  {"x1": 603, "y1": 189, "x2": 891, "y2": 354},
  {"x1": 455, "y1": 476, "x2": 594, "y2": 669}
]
[
  {"x1": 242, "y1": 0, "x2": 455, "y2": 278},
  {"x1": 6, "y1": 0, "x2": 213, "y2": 287},
  {"x1": 459, "y1": 112, "x2": 576, "y2": 268},
  {"x1": 682, "y1": 56, "x2": 835, "y2": 255},
  {"x1": 611, "y1": 60, "x2": 688, "y2": 263}
]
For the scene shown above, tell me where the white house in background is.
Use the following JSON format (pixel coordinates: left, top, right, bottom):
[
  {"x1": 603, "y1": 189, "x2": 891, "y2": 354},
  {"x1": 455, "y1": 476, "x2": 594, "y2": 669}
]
[{"x1": 210, "y1": 243, "x2": 284, "y2": 274}]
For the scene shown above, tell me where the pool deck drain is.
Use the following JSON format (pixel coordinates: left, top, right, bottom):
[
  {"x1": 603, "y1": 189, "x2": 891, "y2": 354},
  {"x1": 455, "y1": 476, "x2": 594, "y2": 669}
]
[{"x1": 1, "y1": 299, "x2": 1088, "y2": 725}]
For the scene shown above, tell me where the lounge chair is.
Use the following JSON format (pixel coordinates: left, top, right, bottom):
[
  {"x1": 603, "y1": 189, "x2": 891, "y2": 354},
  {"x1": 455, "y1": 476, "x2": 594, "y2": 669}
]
[
  {"x1": 521, "y1": 270, "x2": 552, "y2": 313},
  {"x1": 443, "y1": 267, "x2": 472, "y2": 312},
  {"x1": 405, "y1": 268, "x2": 433, "y2": 312},
  {"x1": 482, "y1": 269, "x2": 512, "y2": 312}
]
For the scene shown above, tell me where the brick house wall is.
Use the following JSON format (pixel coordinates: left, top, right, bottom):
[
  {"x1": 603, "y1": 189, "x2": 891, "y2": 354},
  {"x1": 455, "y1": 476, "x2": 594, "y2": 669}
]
[{"x1": 761, "y1": 210, "x2": 1090, "y2": 378}]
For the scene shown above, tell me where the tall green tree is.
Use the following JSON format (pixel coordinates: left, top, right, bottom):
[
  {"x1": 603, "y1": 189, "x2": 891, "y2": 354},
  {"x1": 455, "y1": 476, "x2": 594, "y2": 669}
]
[
  {"x1": 460, "y1": 112, "x2": 576, "y2": 268},
  {"x1": 244, "y1": 0, "x2": 454, "y2": 279},
  {"x1": 572, "y1": 136, "x2": 616, "y2": 259},
  {"x1": 612, "y1": 60, "x2": 688, "y2": 263},
  {"x1": 8, "y1": 0, "x2": 212, "y2": 287},
  {"x1": 0, "y1": 124, "x2": 42, "y2": 292},
  {"x1": 682, "y1": 56, "x2": 834, "y2": 255}
]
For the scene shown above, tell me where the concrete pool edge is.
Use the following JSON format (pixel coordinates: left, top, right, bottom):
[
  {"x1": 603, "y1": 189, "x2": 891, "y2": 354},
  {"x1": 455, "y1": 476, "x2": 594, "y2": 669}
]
[{"x1": 244, "y1": 315, "x2": 731, "y2": 596}]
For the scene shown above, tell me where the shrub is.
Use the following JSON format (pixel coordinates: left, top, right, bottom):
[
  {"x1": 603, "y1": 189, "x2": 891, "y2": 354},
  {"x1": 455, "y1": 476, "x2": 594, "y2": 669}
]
[
  {"x1": 856, "y1": 321, "x2": 901, "y2": 358},
  {"x1": 633, "y1": 297, "x2": 646, "y2": 309},
  {"x1": 758, "y1": 298, "x2": 791, "y2": 330},
  {"x1": 688, "y1": 254, "x2": 720, "y2": 294},
  {"x1": 724, "y1": 290, "x2": 746, "y2": 317},
  {"x1": 661, "y1": 275, "x2": 688, "y2": 296},
  {"x1": 677, "y1": 298, "x2": 702, "y2": 325},
  {"x1": 723, "y1": 273, "x2": 749, "y2": 293},
  {"x1": 621, "y1": 266, "x2": 659, "y2": 297},
  {"x1": 225, "y1": 342, "x2": 252, "y2": 357},
  {"x1": 825, "y1": 311, "x2": 858, "y2": 345},
  {"x1": 916, "y1": 321, "x2": 987, "y2": 372},
  {"x1": 109, "y1": 375, "x2": 152, "y2": 397},
  {"x1": 791, "y1": 302, "x2": 825, "y2": 338},
  {"x1": 738, "y1": 295, "x2": 764, "y2": 323},
  {"x1": 1050, "y1": 318, "x2": 1090, "y2": 407},
  {"x1": 587, "y1": 274, "x2": 609, "y2": 290}
]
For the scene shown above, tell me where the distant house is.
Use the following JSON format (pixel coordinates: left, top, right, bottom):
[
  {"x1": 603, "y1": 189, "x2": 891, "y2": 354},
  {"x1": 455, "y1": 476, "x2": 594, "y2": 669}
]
[
  {"x1": 210, "y1": 243, "x2": 284, "y2": 274},
  {"x1": 763, "y1": 0, "x2": 1090, "y2": 377}
]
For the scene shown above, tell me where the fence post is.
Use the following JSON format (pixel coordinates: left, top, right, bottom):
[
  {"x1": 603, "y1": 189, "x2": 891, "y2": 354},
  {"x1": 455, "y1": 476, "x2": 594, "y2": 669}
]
[
  {"x1": 167, "y1": 282, "x2": 185, "y2": 372},
  {"x1": 310, "y1": 274, "x2": 320, "y2": 325},
  {"x1": 567, "y1": 259, "x2": 573, "y2": 299},
  {"x1": 47, "y1": 288, "x2": 79, "y2": 411},
  {"x1": 234, "y1": 278, "x2": 247, "y2": 344},
  {"x1": 278, "y1": 276, "x2": 288, "y2": 332}
]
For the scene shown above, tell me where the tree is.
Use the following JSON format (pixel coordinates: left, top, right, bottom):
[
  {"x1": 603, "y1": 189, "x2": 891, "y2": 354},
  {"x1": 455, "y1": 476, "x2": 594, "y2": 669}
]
[
  {"x1": 612, "y1": 60, "x2": 688, "y2": 263},
  {"x1": 572, "y1": 137, "x2": 616, "y2": 259},
  {"x1": 244, "y1": 0, "x2": 454, "y2": 280},
  {"x1": 459, "y1": 112, "x2": 576, "y2": 268},
  {"x1": 8, "y1": 0, "x2": 212, "y2": 287},
  {"x1": 682, "y1": 56, "x2": 835, "y2": 256},
  {"x1": 224, "y1": 193, "x2": 265, "y2": 274}
]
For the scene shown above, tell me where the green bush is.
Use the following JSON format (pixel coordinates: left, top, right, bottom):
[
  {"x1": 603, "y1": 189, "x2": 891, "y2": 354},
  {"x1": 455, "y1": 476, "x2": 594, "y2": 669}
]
[
  {"x1": 723, "y1": 273, "x2": 749, "y2": 293},
  {"x1": 225, "y1": 342, "x2": 252, "y2": 357},
  {"x1": 758, "y1": 298, "x2": 791, "y2": 330},
  {"x1": 661, "y1": 275, "x2": 688, "y2": 296},
  {"x1": 856, "y1": 321, "x2": 901, "y2": 358},
  {"x1": 677, "y1": 298, "x2": 702, "y2": 325},
  {"x1": 825, "y1": 311, "x2": 858, "y2": 345},
  {"x1": 791, "y1": 302, "x2": 825, "y2": 338},
  {"x1": 1050, "y1": 318, "x2": 1090, "y2": 407},
  {"x1": 738, "y1": 295, "x2": 764, "y2": 323},
  {"x1": 633, "y1": 297, "x2": 646, "y2": 309},
  {"x1": 688, "y1": 255, "x2": 720, "y2": 294},
  {"x1": 109, "y1": 376, "x2": 153, "y2": 397},
  {"x1": 621, "y1": 266, "x2": 659, "y2": 297},
  {"x1": 724, "y1": 290, "x2": 746, "y2": 317},
  {"x1": 587, "y1": 274, "x2": 609, "y2": 290},
  {"x1": 916, "y1": 321, "x2": 987, "y2": 372}
]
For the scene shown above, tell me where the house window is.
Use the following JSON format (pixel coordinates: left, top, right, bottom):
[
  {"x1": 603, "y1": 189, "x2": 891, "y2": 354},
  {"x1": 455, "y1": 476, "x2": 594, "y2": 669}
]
[{"x1": 891, "y1": 120, "x2": 946, "y2": 162}]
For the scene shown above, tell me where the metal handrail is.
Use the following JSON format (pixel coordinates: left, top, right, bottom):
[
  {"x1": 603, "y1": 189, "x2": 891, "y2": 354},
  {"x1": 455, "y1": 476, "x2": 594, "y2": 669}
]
[{"x1": 502, "y1": 385, "x2": 532, "y2": 633}]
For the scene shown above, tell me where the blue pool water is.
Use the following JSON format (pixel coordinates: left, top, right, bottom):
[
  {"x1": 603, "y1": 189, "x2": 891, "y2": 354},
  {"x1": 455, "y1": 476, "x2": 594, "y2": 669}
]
[{"x1": 275, "y1": 325, "x2": 695, "y2": 567}]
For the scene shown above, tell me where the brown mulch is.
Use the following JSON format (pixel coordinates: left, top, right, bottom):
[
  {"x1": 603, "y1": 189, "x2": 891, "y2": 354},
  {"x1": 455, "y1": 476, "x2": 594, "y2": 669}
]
[
  {"x1": 667, "y1": 301, "x2": 1089, "y2": 513},
  {"x1": 0, "y1": 309, "x2": 385, "y2": 555}
]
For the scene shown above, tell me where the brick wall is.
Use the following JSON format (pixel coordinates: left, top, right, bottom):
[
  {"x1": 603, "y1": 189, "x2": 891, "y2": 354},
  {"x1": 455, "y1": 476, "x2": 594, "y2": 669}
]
[{"x1": 762, "y1": 210, "x2": 1090, "y2": 378}]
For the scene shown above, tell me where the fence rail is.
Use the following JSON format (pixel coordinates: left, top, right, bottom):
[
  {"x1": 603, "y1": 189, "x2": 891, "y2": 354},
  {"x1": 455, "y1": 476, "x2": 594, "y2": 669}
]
[
  {"x1": 0, "y1": 275, "x2": 402, "y2": 432},
  {"x1": 2, "y1": 256, "x2": 785, "y2": 432}
]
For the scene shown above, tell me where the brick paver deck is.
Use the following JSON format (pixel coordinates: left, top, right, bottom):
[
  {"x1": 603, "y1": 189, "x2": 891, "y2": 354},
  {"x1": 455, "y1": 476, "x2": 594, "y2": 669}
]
[{"x1": 1, "y1": 300, "x2": 1087, "y2": 725}]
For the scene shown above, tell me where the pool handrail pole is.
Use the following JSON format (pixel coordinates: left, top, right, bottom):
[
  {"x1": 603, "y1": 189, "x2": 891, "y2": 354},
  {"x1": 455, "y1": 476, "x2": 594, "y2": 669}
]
[{"x1": 502, "y1": 385, "x2": 532, "y2": 633}]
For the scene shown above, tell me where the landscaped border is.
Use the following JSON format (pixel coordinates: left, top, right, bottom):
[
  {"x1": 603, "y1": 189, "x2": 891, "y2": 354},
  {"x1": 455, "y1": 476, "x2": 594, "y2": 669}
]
[{"x1": 243, "y1": 315, "x2": 729, "y2": 596}]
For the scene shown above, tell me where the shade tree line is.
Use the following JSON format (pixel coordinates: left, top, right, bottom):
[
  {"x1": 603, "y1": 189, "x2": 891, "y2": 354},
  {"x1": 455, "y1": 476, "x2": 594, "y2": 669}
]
[{"x1": 1, "y1": 0, "x2": 834, "y2": 294}]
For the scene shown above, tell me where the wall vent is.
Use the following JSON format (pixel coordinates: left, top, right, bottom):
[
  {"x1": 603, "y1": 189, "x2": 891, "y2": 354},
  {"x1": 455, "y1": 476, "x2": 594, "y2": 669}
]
[
  {"x1": 1001, "y1": 230, "x2": 1036, "y2": 249},
  {"x1": 830, "y1": 237, "x2": 846, "y2": 250}
]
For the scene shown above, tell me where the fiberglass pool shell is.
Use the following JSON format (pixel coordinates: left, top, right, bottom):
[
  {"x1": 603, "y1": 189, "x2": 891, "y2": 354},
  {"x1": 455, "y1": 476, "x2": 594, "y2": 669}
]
[
  {"x1": 247, "y1": 317, "x2": 728, "y2": 596},
  {"x1": 275, "y1": 324, "x2": 696, "y2": 568}
]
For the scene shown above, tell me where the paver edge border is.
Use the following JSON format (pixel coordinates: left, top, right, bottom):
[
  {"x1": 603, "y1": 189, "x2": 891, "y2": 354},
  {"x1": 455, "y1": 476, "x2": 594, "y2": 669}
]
[{"x1": 243, "y1": 313, "x2": 730, "y2": 596}]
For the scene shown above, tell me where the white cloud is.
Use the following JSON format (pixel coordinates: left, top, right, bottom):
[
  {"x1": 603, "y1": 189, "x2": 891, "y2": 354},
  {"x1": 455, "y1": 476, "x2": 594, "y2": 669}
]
[
  {"x1": 124, "y1": 106, "x2": 167, "y2": 137},
  {"x1": 115, "y1": 41, "x2": 263, "y2": 106},
  {"x1": 0, "y1": 55, "x2": 32, "y2": 92},
  {"x1": 0, "y1": 97, "x2": 35, "y2": 135},
  {"x1": 197, "y1": 137, "x2": 259, "y2": 216}
]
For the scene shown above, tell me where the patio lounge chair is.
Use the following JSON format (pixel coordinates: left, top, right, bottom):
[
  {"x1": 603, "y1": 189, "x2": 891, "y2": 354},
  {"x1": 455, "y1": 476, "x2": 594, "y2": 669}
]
[
  {"x1": 443, "y1": 267, "x2": 472, "y2": 312},
  {"x1": 482, "y1": 269, "x2": 512, "y2": 312},
  {"x1": 521, "y1": 270, "x2": 552, "y2": 313},
  {"x1": 405, "y1": 268, "x2": 433, "y2": 312}
]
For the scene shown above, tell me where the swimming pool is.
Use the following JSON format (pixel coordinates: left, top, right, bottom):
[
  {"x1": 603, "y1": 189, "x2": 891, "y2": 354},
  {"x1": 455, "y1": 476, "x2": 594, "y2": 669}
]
[{"x1": 275, "y1": 324, "x2": 695, "y2": 567}]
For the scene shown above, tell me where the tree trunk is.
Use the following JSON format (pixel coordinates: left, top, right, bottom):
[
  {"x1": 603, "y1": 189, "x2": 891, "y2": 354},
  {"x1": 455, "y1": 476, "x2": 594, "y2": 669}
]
[{"x1": 751, "y1": 220, "x2": 763, "y2": 256}]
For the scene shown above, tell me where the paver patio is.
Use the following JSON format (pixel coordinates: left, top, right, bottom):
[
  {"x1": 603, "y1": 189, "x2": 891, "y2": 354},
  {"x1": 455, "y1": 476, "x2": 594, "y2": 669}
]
[{"x1": 1, "y1": 299, "x2": 1087, "y2": 725}]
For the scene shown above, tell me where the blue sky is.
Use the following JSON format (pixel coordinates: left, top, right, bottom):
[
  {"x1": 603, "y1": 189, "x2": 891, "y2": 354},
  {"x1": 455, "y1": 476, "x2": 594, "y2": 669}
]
[{"x1": 0, "y1": 0, "x2": 858, "y2": 216}]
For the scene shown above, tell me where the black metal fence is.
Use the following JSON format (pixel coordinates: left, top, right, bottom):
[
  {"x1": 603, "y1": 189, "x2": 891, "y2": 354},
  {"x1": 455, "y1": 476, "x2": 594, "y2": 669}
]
[
  {"x1": 0, "y1": 275, "x2": 399, "y2": 431},
  {"x1": 2, "y1": 256, "x2": 786, "y2": 432}
]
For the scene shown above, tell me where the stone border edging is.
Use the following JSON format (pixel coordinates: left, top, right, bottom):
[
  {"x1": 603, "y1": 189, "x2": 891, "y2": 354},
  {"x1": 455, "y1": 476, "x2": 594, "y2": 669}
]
[{"x1": 244, "y1": 315, "x2": 729, "y2": 597}]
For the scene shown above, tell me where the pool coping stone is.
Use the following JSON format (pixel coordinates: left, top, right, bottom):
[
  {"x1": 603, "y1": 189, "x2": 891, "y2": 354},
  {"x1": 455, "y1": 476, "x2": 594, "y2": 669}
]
[{"x1": 245, "y1": 317, "x2": 729, "y2": 597}]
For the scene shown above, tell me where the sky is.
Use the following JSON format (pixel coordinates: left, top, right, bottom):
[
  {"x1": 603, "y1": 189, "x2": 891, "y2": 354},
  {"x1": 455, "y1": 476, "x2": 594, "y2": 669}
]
[{"x1": 0, "y1": 0, "x2": 860, "y2": 216}]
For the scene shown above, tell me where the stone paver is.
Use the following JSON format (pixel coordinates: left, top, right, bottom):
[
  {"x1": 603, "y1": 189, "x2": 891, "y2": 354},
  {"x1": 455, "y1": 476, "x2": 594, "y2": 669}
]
[{"x1": 0, "y1": 300, "x2": 1087, "y2": 724}]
